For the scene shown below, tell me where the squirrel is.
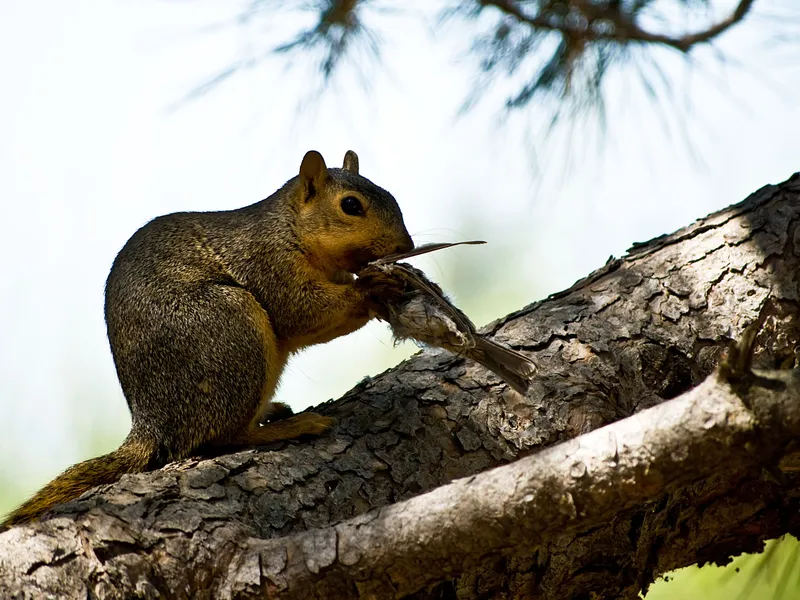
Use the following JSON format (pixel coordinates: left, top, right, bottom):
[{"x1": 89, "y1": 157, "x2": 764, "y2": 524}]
[{"x1": 1, "y1": 149, "x2": 414, "y2": 530}]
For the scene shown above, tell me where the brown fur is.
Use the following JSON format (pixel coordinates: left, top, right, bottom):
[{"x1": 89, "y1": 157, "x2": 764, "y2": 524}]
[{"x1": 1, "y1": 150, "x2": 413, "y2": 530}]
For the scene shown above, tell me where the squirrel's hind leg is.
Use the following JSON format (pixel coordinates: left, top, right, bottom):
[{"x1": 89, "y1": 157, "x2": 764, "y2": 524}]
[{"x1": 231, "y1": 412, "x2": 334, "y2": 448}]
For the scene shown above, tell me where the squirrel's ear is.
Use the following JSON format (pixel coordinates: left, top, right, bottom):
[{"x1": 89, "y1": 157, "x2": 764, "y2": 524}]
[
  {"x1": 299, "y1": 150, "x2": 329, "y2": 200},
  {"x1": 342, "y1": 150, "x2": 359, "y2": 175}
]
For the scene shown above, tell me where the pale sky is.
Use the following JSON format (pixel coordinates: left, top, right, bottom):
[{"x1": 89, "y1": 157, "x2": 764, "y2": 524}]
[{"x1": 1, "y1": 0, "x2": 798, "y2": 505}]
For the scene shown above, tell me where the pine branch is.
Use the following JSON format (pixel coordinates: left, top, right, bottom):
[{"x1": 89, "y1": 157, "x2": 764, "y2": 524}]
[{"x1": 479, "y1": 0, "x2": 756, "y2": 52}]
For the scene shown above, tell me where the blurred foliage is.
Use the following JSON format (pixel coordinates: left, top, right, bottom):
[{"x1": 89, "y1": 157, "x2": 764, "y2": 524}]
[
  {"x1": 187, "y1": 1, "x2": 800, "y2": 133},
  {"x1": 644, "y1": 535, "x2": 800, "y2": 599}
]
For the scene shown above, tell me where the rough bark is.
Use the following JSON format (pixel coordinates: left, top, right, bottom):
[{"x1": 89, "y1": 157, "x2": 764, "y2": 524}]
[
  {"x1": 204, "y1": 363, "x2": 800, "y2": 599},
  {"x1": 2, "y1": 173, "x2": 800, "y2": 599}
]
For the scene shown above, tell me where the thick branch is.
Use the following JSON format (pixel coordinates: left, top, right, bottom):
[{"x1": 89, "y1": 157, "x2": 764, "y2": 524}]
[{"x1": 240, "y1": 366, "x2": 800, "y2": 598}]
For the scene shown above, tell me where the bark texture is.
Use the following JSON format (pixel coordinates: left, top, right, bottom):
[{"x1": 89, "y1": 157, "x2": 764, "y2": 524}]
[{"x1": 2, "y1": 174, "x2": 800, "y2": 599}]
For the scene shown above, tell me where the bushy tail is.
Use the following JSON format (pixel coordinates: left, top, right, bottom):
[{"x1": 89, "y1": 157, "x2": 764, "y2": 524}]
[
  {"x1": 470, "y1": 337, "x2": 537, "y2": 396},
  {"x1": 1, "y1": 434, "x2": 155, "y2": 530}
]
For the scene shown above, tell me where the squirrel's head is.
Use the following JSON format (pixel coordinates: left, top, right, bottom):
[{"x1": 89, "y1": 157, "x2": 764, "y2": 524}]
[{"x1": 291, "y1": 150, "x2": 414, "y2": 274}]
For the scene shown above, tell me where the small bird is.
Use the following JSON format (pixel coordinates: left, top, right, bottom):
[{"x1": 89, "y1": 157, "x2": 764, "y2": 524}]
[{"x1": 359, "y1": 242, "x2": 536, "y2": 395}]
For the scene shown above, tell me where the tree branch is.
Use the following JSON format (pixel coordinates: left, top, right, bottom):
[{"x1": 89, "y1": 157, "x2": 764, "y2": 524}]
[
  {"x1": 230, "y1": 363, "x2": 800, "y2": 598},
  {"x1": 480, "y1": 0, "x2": 756, "y2": 52}
]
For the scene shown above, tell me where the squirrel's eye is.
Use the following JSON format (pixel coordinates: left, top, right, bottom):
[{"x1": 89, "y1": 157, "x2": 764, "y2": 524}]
[{"x1": 340, "y1": 196, "x2": 364, "y2": 216}]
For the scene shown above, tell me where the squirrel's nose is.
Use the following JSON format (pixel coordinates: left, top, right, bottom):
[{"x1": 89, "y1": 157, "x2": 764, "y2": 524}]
[{"x1": 395, "y1": 233, "x2": 414, "y2": 254}]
